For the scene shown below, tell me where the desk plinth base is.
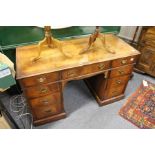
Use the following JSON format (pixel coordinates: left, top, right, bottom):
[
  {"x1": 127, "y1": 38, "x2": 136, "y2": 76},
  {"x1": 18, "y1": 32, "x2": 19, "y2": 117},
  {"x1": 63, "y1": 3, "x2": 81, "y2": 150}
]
[
  {"x1": 96, "y1": 94, "x2": 125, "y2": 106},
  {"x1": 33, "y1": 112, "x2": 67, "y2": 126}
]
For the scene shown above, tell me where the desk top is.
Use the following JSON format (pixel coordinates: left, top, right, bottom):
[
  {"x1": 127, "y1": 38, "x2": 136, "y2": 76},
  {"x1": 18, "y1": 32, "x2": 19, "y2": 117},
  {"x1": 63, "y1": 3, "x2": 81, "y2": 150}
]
[{"x1": 16, "y1": 34, "x2": 140, "y2": 79}]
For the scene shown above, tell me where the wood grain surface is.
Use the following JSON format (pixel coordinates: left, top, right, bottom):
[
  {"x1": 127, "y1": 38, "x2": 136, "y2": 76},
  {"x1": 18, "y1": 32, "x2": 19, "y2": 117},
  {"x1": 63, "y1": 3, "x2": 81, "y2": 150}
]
[{"x1": 16, "y1": 34, "x2": 139, "y2": 79}]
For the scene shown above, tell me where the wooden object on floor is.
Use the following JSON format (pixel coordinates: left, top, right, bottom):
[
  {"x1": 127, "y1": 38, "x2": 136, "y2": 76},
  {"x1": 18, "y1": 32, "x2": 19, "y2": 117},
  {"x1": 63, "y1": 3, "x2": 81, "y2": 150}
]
[
  {"x1": 16, "y1": 34, "x2": 140, "y2": 126},
  {"x1": 135, "y1": 26, "x2": 155, "y2": 77}
]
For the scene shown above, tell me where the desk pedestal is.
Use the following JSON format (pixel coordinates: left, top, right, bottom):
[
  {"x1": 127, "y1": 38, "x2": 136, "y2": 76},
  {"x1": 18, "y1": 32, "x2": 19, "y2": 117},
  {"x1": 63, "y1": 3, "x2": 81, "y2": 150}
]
[{"x1": 16, "y1": 35, "x2": 140, "y2": 126}]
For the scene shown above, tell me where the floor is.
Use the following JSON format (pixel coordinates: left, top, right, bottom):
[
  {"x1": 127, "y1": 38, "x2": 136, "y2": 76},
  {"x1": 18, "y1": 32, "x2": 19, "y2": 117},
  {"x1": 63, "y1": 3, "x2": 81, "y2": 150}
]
[{"x1": 0, "y1": 72, "x2": 154, "y2": 129}]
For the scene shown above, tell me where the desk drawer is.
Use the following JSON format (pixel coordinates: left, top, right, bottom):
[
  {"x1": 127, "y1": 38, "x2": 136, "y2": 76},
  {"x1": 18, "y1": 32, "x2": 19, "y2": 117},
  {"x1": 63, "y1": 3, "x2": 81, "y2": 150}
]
[
  {"x1": 20, "y1": 72, "x2": 60, "y2": 87},
  {"x1": 83, "y1": 61, "x2": 110, "y2": 74},
  {"x1": 105, "y1": 85, "x2": 125, "y2": 99},
  {"x1": 104, "y1": 75, "x2": 130, "y2": 99},
  {"x1": 112, "y1": 56, "x2": 137, "y2": 67},
  {"x1": 110, "y1": 65, "x2": 133, "y2": 78},
  {"x1": 144, "y1": 31, "x2": 155, "y2": 41},
  {"x1": 62, "y1": 67, "x2": 82, "y2": 79},
  {"x1": 24, "y1": 83, "x2": 60, "y2": 99},
  {"x1": 108, "y1": 75, "x2": 130, "y2": 87},
  {"x1": 29, "y1": 93, "x2": 62, "y2": 119},
  {"x1": 62, "y1": 61, "x2": 110, "y2": 79}
]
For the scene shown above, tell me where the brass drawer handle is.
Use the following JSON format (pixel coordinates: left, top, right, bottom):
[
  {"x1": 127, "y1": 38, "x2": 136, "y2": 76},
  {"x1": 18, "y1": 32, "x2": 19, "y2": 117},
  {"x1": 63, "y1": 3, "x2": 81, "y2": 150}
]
[
  {"x1": 67, "y1": 71, "x2": 76, "y2": 77},
  {"x1": 44, "y1": 109, "x2": 52, "y2": 113},
  {"x1": 42, "y1": 100, "x2": 49, "y2": 104},
  {"x1": 116, "y1": 80, "x2": 121, "y2": 84},
  {"x1": 38, "y1": 77, "x2": 46, "y2": 83},
  {"x1": 98, "y1": 63, "x2": 105, "y2": 70},
  {"x1": 40, "y1": 88, "x2": 48, "y2": 93},
  {"x1": 121, "y1": 59, "x2": 127, "y2": 65},
  {"x1": 111, "y1": 90, "x2": 119, "y2": 97},
  {"x1": 112, "y1": 90, "x2": 118, "y2": 94},
  {"x1": 118, "y1": 70, "x2": 124, "y2": 75}
]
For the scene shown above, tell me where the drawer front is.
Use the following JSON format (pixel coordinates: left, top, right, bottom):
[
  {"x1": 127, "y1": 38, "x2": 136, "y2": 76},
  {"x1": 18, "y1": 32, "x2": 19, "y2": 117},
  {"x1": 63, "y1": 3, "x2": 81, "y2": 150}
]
[
  {"x1": 24, "y1": 83, "x2": 60, "y2": 99},
  {"x1": 141, "y1": 40, "x2": 155, "y2": 48},
  {"x1": 110, "y1": 65, "x2": 133, "y2": 78},
  {"x1": 62, "y1": 61, "x2": 110, "y2": 79},
  {"x1": 104, "y1": 75, "x2": 130, "y2": 99},
  {"x1": 144, "y1": 32, "x2": 155, "y2": 41},
  {"x1": 62, "y1": 67, "x2": 82, "y2": 79},
  {"x1": 112, "y1": 56, "x2": 137, "y2": 67},
  {"x1": 139, "y1": 46, "x2": 155, "y2": 66},
  {"x1": 108, "y1": 75, "x2": 130, "y2": 88},
  {"x1": 105, "y1": 85, "x2": 125, "y2": 99},
  {"x1": 20, "y1": 72, "x2": 60, "y2": 87},
  {"x1": 83, "y1": 61, "x2": 110, "y2": 74},
  {"x1": 29, "y1": 93, "x2": 62, "y2": 120}
]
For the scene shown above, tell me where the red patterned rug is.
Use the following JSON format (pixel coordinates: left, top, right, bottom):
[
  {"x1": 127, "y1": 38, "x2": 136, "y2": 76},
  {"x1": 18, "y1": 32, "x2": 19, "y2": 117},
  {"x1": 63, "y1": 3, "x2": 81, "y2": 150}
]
[{"x1": 119, "y1": 80, "x2": 155, "y2": 129}]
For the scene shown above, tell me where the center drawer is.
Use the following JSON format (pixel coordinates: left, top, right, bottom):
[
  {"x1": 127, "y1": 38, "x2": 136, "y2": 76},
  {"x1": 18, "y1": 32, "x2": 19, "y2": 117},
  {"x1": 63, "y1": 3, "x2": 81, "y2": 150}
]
[
  {"x1": 62, "y1": 61, "x2": 110, "y2": 79},
  {"x1": 24, "y1": 82, "x2": 60, "y2": 99},
  {"x1": 29, "y1": 93, "x2": 62, "y2": 120}
]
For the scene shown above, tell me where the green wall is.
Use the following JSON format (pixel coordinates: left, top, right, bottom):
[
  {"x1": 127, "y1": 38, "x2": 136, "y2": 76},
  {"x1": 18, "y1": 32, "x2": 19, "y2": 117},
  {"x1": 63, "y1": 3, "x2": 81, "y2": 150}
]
[{"x1": 0, "y1": 26, "x2": 120, "y2": 63}]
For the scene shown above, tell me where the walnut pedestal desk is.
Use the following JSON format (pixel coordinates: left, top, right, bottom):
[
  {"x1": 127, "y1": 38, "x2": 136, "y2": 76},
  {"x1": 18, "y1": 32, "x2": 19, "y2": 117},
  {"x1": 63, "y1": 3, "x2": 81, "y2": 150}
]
[{"x1": 16, "y1": 34, "x2": 140, "y2": 126}]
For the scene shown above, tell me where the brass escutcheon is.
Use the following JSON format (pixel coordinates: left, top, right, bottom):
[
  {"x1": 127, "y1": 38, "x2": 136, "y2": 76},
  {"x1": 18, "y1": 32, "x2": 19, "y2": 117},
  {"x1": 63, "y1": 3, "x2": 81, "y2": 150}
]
[
  {"x1": 116, "y1": 80, "x2": 121, "y2": 84},
  {"x1": 98, "y1": 63, "x2": 105, "y2": 70},
  {"x1": 121, "y1": 59, "x2": 127, "y2": 64},
  {"x1": 38, "y1": 77, "x2": 46, "y2": 83},
  {"x1": 45, "y1": 109, "x2": 52, "y2": 113},
  {"x1": 40, "y1": 88, "x2": 48, "y2": 93},
  {"x1": 118, "y1": 70, "x2": 124, "y2": 75}
]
